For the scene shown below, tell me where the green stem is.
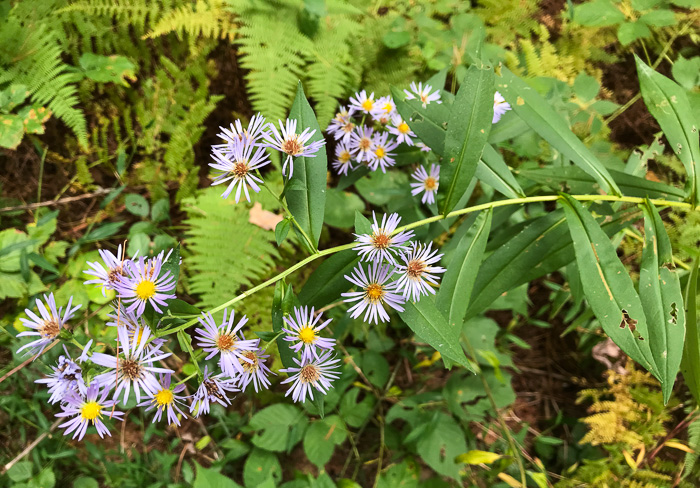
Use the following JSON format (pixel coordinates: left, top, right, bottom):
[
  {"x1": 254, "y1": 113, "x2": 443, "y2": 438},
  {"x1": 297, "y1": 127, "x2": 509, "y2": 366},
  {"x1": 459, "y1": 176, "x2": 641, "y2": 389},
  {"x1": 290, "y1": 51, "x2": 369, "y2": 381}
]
[
  {"x1": 261, "y1": 331, "x2": 285, "y2": 352},
  {"x1": 159, "y1": 193, "x2": 695, "y2": 337},
  {"x1": 261, "y1": 176, "x2": 318, "y2": 253},
  {"x1": 174, "y1": 372, "x2": 198, "y2": 386}
]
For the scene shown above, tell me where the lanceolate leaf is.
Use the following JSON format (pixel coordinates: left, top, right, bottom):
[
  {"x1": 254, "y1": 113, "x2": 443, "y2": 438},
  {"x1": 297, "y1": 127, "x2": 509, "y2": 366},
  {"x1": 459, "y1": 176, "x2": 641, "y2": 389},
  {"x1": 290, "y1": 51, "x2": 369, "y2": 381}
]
[
  {"x1": 560, "y1": 194, "x2": 659, "y2": 378},
  {"x1": 496, "y1": 68, "x2": 621, "y2": 196},
  {"x1": 639, "y1": 200, "x2": 685, "y2": 404},
  {"x1": 681, "y1": 260, "x2": 700, "y2": 403},
  {"x1": 272, "y1": 281, "x2": 296, "y2": 369},
  {"x1": 298, "y1": 250, "x2": 360, "y2": 308},
  {"x1": 286, "y1": 82, "x2": 327, "y2": 249},
  {"x1": 478, "y1": 144, "x2": 525, "y2": 198},
  {"x1": 399, "y1": 297, "x2": 474, "y2": 371},
  {"x1": 467, "y1": 208, "x2": 638, "y2": 319},
  {"x1": 439, "y1": 64, "x2": 494, "y2": 215},
  {"x1": 436, "y1": 208, "x2": 492, "y2": 331},
  {"x1": 636, "y1": 56, "x2": 700, "y2": 206},
  {"x1": 391, "y1": 86, "x2": 450, "y2": 155}
]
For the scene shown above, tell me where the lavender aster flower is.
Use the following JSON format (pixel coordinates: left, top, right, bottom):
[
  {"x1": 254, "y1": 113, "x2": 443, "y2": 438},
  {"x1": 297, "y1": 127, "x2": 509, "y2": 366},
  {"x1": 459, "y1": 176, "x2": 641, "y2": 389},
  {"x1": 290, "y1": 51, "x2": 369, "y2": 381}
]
[
  {"x1": 117, "y1": 255, "x2": 177, "y2": 316},
  {"x1": 56, "y1": 382, "x2": 124, "y2": 441},
  {"x1": 410, "y1": 164, "x2": 440, "y2": 205},
  {"x1": 92, "y1": 325, "x2": 173, "y2": 404},
  {"x1": 368, "y1": 132, "x2": 398, "y2": 173},
  {"x1": 332, "y1": 141, "x2": 355, "y2": 176},
  {"x1": 370, "y1": 95, "x2": 396, "y2": 124},
  {"x1": 353, "y1": 212, "x2": 414, "y2": 265},
  {"x1": 209, "y1": 138, "x2": 270, "y2": 203},
  {"x1": 416, "y1": 142, "x2": 431, "y2": 152},
  {"x1": 263, "y1": 119, "x2": 326, "y2": 178},
  {"x1": 349, "y1": 90, "x2": 375, "y2": 114},
  {"x1": 387, "y1": 114, "x2": 416, "y2": 146},
  {"x1": 349, "y1": 125, "x2": 374, "y2": 162},
  {"x1": 342, "y1": 261, "x2": 405, "y2": 324},
  {"x1": 36, "y1": 347, "x2": 86, "y2": 404},
  {"x1": 280, "y1": 351, "x2": 341, "y2": 403},
  {"x1": 394, "y1": 242, "x2": 446, "y2": 302},
  {"x1": 190, "y1": 366, "x2": 239, "y2": 418},
  {"x1": 282, "y1": 306, "x2": 336, "y2": 362},
  {"x1": 327, "y1": 106, "x2": 356, "y2": 142},
  {"x1": 236, "y1": 344, "x2": 275, "y2": 393},
  {"x1": 83, "y1": 245, "x2": 131, "y2": 295},
  {"x1": 195, "y1": 310, "x2": 259, "y2": 378},
  {"x1": 403, "y1": 81, "x2": 441, "y2": 108},
  {"x1": 213, "y1": 113, "x2": 268, "y2": 152},
  {"x1": 493, "y1": 91, "x2": 511, "y2": 124},
  {"x1": 138, "y1": 373, "x2": 187, "y2": 426},
  {"x1": 17, "y1": 293, "x2": 81, "y2": 358}
]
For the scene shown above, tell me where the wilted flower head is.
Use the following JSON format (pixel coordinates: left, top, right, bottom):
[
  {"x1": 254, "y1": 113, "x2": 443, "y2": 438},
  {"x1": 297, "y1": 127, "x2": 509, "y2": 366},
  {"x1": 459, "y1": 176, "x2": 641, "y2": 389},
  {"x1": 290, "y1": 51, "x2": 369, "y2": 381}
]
[
  {"x1": 404, "y1": 82, "x2": 441, "y2": 108},
  {"x1": 36, "y1": 347, "x2": 86, "y2": 404},
  {"x1": 387, "y1": 114, "x2": 416, "y2": 146},
  {"x1": 190, "y1": 366, "x2": 239, "y2": 418},
  {"x1": 195, "y1": 310, "x2": 259, "y2": 378},
  {"x1": 342, "y1": 261, "x2": 406, "y2": 324},
  {"x1": 353, "y1": 212, "x2": 414, "y2": 265},
  {"x1": 280, "y1": 351, "x2": 341, "y2": 403},
  {"x1": 236, "y1": 343, "x2": 275, "y2": 393},
  {"x1": 349, "y1": 90, "x2": 375, "y2": 114},
  {"x1": 209, "y1": 138, "x2": 270, "y2": 203},
  {"x1": 17, "y1": 293, "x2": 81, "y2": 358},
  {"x1": 493, "y1": 92, "x2": 511, "y2": 124},
  {"x1": 84, "y1": 245, "x2": 131, "y2": 295},
  {"x1": 368, "y1": 132, "x2": 398, "y2": 173},
  {"x1": 283, "y1": 306, "x2": 336, "y2": 362},
  {"x1": 56, "y1": 382, "x2": 124, "y2": 441},
  {"x1": 410, "y1": 164, "x2": 440, "y2": 205},
  {"x1": 139, "y1": 373, "x2": 187, "y2": 426},
  {"x1": 394, "y1": 242, "x2": 446, "y2": 302},
  {"x1": 263, "y1": 119, "x2": 326, "y2": 178},
  {"x1": 116, "y1": 254, "x2": 177, "y2": 316}
]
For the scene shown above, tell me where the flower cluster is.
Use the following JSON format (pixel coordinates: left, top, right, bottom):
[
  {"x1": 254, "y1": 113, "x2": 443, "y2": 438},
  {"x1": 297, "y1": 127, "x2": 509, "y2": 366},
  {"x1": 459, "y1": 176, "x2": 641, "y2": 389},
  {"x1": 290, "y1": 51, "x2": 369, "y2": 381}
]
[
  {"x1": 342, "y1": 212, "x2": 446, "y2": 324},
  {"x1": 209, "y1": 113, "x2": 326, "y2": 203}
]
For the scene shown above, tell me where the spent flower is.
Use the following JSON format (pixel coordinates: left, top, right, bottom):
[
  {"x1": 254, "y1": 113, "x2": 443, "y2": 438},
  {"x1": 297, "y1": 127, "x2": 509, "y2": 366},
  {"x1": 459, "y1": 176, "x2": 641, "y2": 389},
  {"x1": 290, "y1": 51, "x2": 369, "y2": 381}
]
[
  {"x1": 190, "y1": 366, "x2": 239, "y2": 418},
  {"x1": 209, "y1": 138, "x2": 270, "y2": 203},
  {"x1": 17, "y1": 293, "x2": 81, "y2": 358},
  {"x1": 280, "y1": 351, "x2": 341, "y2": 403}
]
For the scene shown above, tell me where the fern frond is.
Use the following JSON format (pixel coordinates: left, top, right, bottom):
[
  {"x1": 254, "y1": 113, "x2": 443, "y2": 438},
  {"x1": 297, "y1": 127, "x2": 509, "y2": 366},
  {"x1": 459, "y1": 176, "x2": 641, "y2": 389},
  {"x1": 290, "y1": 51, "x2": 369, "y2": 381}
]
[
  {"x1": 143, "y1": 0, "x2": 235, "y2": 41},
  {"x1": 58, "y1": 0, "x2": 177, "y2": 31}
]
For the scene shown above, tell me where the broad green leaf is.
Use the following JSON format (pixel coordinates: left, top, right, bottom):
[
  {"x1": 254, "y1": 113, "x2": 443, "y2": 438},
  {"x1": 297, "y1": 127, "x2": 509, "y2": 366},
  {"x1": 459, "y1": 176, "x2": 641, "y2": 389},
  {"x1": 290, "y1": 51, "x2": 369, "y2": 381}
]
[
  {"x1": 519, "y1": 166, "x2": 685, "y2": 201},
  {"x1": 303, "y1": 415, "x2": 347, "y2": 469},
  {"x1": 79, "y1": 53, "x2": 137, "y2": 87},
  {"x1": 496, "y1": 68, "x2": 621, "y2": 196},
  {"x1": 640, "y1": 200, "x2": 685, "y2": 403},
  {"x1": 249, "y1": 404, "x2": 303, "y2": 452},
  {"x1": 0, "y1": 114, "x2": 24, "y2": 149},
  {"x1": 324, "y1": 187, "x2": 364, "y2": 228},
  {"x1": 573, "y1": 0, "x2": 625, "y2": 26},
  {"x1": 638, "y1": 10, "x2": 677, "y2": 27},
  {"x1": 124, "y1": 193, "x2": 149, "y2": 217},
  {"x1": 399, "y1": 296, "x2": 474, "y2": 371},
  {"x1": 275, "y1": 218, "x2": 291, "y2": 246},
  {"x1": 560, "y1": 194, "x2": 659, "y2": 378},
  {"x1": 439, "y1": 64, "x2": 494, "y2": 215},
  {"x1": 272, "y1": 281, "x2": 296, "y2": 369},
  {"x1": 287, "y1": 82, "x2": 327, "y2": 249},
  {"x1": 298, "y1": 250, "x2": 360, "y2": 308},
  {"x1": 681, "y1": 260, "x2": 700, "y2": 403},
  {"x1": 391, "y1": 85, "x2": 450, "y2": 155},
  {"x1": 468, "y1": 208, "x2": 638, "y2": 318},
  {"x1": 617, "y1": 22, "x2": 650, "y2": 46},
  {"x1": 0, "y1": 84, "x2": 28, "y2": 112},
  {"x1": 243, "y1": 448, "x2": 281, "y2": 488},
  {"x1": 478, "y1": 144, "x2": 525, "y2": 198},
  {"x1": 455, "y1": 450, "x2": 502, "y2": 465},
  {"x1": 636, "y1": 56, "x2": 700, "y2": 205},
  {"x1": 416, "y1": 413, "x2": 467, "y2": 480},
  {"x1": 436, "y1": 208, "x2": 492, "y2": 330},
  {"x1": 672, "y1": 56, "x2": 700, "y2": 90}
]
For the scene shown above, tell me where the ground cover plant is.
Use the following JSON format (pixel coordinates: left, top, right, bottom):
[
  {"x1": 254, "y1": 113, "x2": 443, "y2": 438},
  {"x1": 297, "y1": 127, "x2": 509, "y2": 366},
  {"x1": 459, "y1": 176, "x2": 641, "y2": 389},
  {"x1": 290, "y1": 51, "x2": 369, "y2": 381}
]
[{"x1": 1, "y1": 0, "x2": 700, "y2": 487}]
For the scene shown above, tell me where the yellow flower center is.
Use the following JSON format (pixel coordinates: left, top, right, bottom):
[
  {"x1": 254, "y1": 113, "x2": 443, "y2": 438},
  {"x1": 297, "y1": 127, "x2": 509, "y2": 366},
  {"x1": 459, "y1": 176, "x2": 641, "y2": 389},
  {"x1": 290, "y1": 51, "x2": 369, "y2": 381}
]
[
  {"x1": 298, "y1": 326, "x2": 316, "y2": 344},
  {"x1": 154, "y1": 388, "x2": 174, "y2": 407},
  {"x1": 362, "y1": 99, "x2": 374, "y2": 111},
  {"x1": 383, "y1": 103, "x2": 393, "y2": 113},
  {"x1": 81, "y1": 401, "x2": 102, "y2": 421},
  {"x1": 135, "y1": 280, "x2": 156, "y2": 300},
  {"x1": 375, "y1": 147, "x2": 386, "y2": 159},
  {"x1": 398, "y1": 122, "x2": 410, "y2": 134},
  {"x1": 339, "y1": 151, "x2": 351, "y2": 163},
  {"x1": 424, "y1": 177, "x2": 437, "y2": 191},
  {"x1": 365, "y1": 283, "x2": 384, "y2": 302}
]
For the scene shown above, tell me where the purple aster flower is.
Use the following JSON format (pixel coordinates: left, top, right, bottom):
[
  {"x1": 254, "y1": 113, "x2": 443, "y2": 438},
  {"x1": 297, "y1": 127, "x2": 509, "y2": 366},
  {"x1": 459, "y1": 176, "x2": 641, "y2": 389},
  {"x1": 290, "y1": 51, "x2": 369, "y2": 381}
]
[
  {"x1": 370, "y1": 95, "x2": 396, "y2": 124},
  {"x1": 332, "y1": 141, "x2": 355, "y2": 176},
  {"x1": 410, "y1": 164, "x2": 440, "y2": 205},
  {"x1": 387, "y1": 114, "x2": 416, "y2": 146},
  {"x1": 493, "y1": 91, "x2": 511, "y2": 124},
  {"x1": 349, "y1": 90, "x2": 375, "y2": 114},
  {"x1": 263, "y1": 119, "x2": 326, "y2": 178},
  {"x1": 349, "y1": 125, "x2": 374, "y2": 162},
  {"x1": 327, "y1": 106, "x2": 356, "y2": 142},
  {"x1": 280, "y1": 351, "x2": 341, "y2": 403},
  {"x1": 353, "y1": 212, "x2": 414, "y2": 265},
  {"x1": 194, "y1": 310, "x2": 259, "y2": 378},
  {"x1": 17, "y1": 293, "x2": 81, "y2": 358},
  {"x1": 116, "y1": 255, "x2": 177, "y2": 316},
  {"x1": 138, "y1": 373, "x2": 187, "y2": 426},
  {"x1": 189, "y1": 366, "x2": 239, "y2": 418},
  {"x1": 403, "y1": 81, "x2": 441, "y2": 108},
  {"x1": 368, "y1": 132, "x2": 399, "y2": 173},
  {"x1": 36, "y1": 346, "x2": 86, "y2": 404},
  {"x1": 212, "y1": 113, "x2": 268, "y2": 153},
  {"x1": 342, "y1": 261, "x2": 406, "y2": 324},
  {"x1": 92, "y1": 325, "x2": 173, "y2": 404},
  {"x1": 282, "y1": 306, "x2": 336, "y2": 362},
  {"x1": 236, "y1": 343, "x2": 275, "y2": 393},
  {"x1": 56, "y1": 382, "x2": 124, "y2": 441},
  {"x1": 394, "y1": 242, "x2": 446, "y2": 302},
  {"x1": 209, "y1": 138, "x2": 270, "y2": 203},
  {"x1": 83, "y1": 245, "x2": 132, "y2": 295}
]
